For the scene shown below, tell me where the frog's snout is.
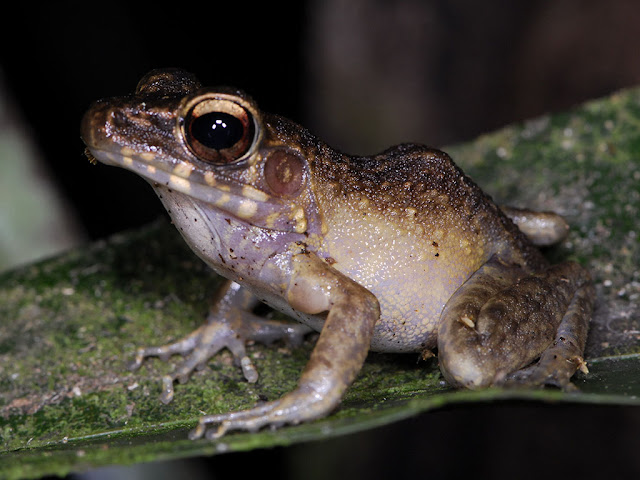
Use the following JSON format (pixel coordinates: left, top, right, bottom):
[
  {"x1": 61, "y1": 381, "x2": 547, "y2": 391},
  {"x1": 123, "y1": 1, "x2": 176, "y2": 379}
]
[{"x1": 80, "y1": 99, "x2": 110, "y2": 151}]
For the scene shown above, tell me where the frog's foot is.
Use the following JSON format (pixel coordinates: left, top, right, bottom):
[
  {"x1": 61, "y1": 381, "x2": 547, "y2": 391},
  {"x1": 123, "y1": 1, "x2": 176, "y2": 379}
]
[
  {"x1": 188, "y1": 387, "x2": 333, "y2": 440},
  {"x1": 503, "y1": 329, "x2": 590, "y2": 391},
  {"x1": 501, "y1": 264, "x2": 593, "y2": 391},
  {"x1": 129, "y1": 313, "x2": 312, "y2": 404}
]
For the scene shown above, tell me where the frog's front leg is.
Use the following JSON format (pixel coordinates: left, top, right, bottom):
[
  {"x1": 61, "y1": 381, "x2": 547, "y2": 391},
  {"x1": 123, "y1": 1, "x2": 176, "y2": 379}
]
[
  {"x1": 190, "y1": 252, "x2": 380, "y2": 439},
  {"x1": 438, "y1": 256, "x2": 593, "y2": 390},
  {"x1": 130, "y1": 278, "x2": 312, "y2": 403}
]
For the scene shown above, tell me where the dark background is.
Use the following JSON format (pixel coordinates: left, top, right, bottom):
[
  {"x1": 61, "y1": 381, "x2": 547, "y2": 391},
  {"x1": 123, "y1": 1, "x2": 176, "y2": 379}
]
[
  {"x1": 2, "y1": 1, "x2": 640, "y2": 478},
  {"x1": 5, "y1": 1, "x2": 640, "y2": 241}
]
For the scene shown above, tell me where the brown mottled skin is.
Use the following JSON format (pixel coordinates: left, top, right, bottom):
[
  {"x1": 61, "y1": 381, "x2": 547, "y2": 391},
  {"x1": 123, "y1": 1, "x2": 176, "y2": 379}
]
[{"x1": 81, "y1": 69, "x2": 593, "y2": 439}]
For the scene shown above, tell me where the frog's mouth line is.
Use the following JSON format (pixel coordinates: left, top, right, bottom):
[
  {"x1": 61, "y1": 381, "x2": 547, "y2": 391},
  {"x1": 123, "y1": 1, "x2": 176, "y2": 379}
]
[{"x1": 84, "y1": 146, "x2": 307, "y2": 234}]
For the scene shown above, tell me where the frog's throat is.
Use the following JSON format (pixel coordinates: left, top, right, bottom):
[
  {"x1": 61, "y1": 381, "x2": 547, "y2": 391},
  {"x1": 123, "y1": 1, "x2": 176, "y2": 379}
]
[{"x1": 88, "y1": 147, "x2": 309, "y2": 234}]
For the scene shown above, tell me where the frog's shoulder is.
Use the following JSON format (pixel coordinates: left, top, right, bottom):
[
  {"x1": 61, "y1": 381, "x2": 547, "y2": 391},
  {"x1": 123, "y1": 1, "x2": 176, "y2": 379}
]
[
  {"x1": 355, "y1": 143, "x2": 466, "y2": 188},
  {"x1": 310, "y1": 142, "x2": 490, "y2": 213}
]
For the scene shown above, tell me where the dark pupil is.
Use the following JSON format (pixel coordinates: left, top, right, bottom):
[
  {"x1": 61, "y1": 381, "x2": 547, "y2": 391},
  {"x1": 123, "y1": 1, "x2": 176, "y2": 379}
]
[{"x1": 191, "y1": 112, "x2": 244, "y2": 150}]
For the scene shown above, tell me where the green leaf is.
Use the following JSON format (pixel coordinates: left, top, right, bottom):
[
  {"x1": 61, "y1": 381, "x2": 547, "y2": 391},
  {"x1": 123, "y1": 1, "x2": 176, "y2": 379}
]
[{"x1": 1, "y1": 87, "x2": 639, "y2": 479}]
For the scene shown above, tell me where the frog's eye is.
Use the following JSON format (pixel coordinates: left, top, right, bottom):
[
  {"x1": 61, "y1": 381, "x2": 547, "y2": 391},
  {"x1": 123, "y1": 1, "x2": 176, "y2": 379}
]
[{"x1": 183, "y1": 98, "x2": 256, "y2": 164}]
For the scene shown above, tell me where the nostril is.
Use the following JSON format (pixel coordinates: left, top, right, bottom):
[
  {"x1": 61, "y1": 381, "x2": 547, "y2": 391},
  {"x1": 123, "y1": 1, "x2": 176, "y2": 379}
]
[{"x1": 110, "y1": 109, "x2": 129, "y2": 129}]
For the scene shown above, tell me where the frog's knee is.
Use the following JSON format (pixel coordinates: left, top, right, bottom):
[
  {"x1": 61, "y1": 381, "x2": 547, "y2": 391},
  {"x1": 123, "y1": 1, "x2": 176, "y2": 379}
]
[{"x1": 438, "y1": 353, "x2": 498, "y2": 390}]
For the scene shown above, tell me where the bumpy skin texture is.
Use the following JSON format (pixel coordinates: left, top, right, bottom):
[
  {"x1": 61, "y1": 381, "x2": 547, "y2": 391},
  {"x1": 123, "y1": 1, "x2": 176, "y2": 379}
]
[{"x1": 81, "y1": 69, "x2": 593, "y2": 438}]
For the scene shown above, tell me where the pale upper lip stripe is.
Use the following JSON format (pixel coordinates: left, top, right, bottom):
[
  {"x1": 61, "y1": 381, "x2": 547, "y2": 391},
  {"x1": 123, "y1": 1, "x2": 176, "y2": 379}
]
[{"x1": 85, "y1": 145, "x2": 306, "y2": 232}]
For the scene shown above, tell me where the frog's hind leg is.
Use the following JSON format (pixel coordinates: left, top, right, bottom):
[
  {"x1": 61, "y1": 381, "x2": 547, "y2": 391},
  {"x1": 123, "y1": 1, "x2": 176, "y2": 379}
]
[
  {"x1": 502, "y1": 285, "x2": 592, "y2": 389},
  {"x1": 129, "y1": 279, "x2": 312, "y2": 403},
  {"x1": 437, "y1": 257, "x2": 593, "y2": 390}
]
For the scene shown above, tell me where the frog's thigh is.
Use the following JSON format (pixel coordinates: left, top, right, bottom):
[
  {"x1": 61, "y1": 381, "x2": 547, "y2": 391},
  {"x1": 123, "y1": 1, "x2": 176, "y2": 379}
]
[{"x1": 437, "y1": 257, "x2": 593, "y2": 389}]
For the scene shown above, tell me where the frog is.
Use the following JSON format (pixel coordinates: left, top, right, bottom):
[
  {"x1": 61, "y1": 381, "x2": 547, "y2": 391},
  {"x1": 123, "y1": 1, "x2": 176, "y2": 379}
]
[{"x1": 81, "y1": 68, "x2": 594, "y2": 439}]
